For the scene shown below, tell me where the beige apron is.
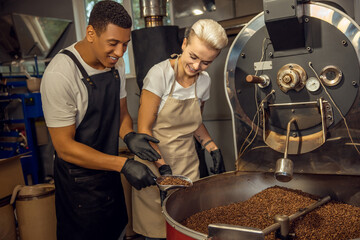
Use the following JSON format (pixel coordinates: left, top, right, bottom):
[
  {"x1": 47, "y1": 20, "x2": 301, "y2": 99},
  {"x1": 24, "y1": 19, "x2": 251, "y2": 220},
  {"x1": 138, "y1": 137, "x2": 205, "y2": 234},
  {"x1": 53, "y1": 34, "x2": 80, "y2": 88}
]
[{"x1": 132, "y1": 57, "x2": 202, "y2": 238}]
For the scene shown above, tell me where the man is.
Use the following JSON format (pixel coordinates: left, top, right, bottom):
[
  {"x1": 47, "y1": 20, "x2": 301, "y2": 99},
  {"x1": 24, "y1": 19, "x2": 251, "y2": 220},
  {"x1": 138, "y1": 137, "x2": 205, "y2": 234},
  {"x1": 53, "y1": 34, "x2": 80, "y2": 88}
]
[{"x1": 40, "y1": 1, "x2": 160, "y2": 239}]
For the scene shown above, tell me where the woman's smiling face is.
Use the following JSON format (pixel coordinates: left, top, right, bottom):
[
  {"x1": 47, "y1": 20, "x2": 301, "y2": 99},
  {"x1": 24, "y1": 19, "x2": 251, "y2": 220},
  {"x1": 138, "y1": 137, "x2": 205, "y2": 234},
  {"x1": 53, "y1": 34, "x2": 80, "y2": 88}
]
[{"x1": 180, "y1": 35, "x2": 220, "y2": 77}]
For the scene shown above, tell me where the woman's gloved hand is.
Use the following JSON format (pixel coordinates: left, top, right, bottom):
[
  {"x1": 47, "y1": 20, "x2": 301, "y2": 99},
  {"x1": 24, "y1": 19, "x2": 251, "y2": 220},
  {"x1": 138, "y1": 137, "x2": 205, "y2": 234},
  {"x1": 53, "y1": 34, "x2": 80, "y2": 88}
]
[
  {"x1": 121, "y1": 158, "x2": 156, "y2": 190},
  {"x1": 210, "y1": 149, "x2": 226, "y2": 174},
  {"x1": 159, "y1": 164, "x2": 172, "y2": 176},
  {"x1": 123, "y1": 132, "x2": 161, "y2": 162}
]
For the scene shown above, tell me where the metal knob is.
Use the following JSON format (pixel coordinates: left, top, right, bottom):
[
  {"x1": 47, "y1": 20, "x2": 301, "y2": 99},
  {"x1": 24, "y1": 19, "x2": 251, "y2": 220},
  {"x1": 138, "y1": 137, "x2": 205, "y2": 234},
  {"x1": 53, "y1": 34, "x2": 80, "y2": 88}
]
[
  {"x1": 277, "y1": 63, "x2": 307, "y2": 93},
  {"x1": 246, "y1": 74, "x2": 270, "y2": 88}
]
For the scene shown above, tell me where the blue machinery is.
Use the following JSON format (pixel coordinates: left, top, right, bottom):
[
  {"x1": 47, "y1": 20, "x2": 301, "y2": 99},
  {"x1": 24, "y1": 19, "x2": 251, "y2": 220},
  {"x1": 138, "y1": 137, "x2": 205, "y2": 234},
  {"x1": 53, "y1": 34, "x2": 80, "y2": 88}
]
[{"x1": 0, "y1": 66, "x2": 43, "y2": 185}]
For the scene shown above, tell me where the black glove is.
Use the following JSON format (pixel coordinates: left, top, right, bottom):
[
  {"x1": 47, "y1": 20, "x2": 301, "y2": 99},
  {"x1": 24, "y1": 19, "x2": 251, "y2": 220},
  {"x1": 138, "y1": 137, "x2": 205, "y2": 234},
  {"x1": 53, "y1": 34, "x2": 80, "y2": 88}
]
[
  {"x1": 121, "y1": 158, "x2": 156, "y2": 190},
  {"x1": 210, "y1": 149, "x2": 226, "y2": 174},
  {"x1": 159, "y1": 164, "x2": 172, "y2": 176},
  {"x1": 123, "y1": 132, "x2": 161, "y2": 162}
]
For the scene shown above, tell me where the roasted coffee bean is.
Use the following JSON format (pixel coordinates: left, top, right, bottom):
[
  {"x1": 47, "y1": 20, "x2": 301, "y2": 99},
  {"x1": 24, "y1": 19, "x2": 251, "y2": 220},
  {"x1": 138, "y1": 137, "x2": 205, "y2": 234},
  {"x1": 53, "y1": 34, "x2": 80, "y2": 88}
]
[
  {"x1": 182, "y1": 186, "x2": 360, "y2": 240},
  {"x1": 158, "y1": 176, "x2": 191, "y2": 186}
]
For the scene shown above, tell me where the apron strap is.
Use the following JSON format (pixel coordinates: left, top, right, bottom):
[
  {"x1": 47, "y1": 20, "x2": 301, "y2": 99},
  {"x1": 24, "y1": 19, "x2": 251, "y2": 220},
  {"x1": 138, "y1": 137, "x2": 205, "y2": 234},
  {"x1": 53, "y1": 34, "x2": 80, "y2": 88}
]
[
  {"x1": 170, "y1": 55, "x2": 199, "y2": 99},
  {"x1": 194, "y1": 76, "x2": 198, "y2": 99},
  {"x1": 111, "y1": 68, "x2": 120, "y2": 81},
  {"x1": 169, "y1": 55, "x2": 179, "y2": 97},
  {"x1": 61, "y1": 49, "x2": 96, "y2": 87}
]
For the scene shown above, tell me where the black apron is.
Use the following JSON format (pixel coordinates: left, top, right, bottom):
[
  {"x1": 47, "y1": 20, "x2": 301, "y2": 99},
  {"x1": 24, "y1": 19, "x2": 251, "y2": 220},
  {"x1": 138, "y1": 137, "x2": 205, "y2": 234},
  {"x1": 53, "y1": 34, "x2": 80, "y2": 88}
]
[{"x1": 54, "y1": 50, "x2": 127, "y2": 240}]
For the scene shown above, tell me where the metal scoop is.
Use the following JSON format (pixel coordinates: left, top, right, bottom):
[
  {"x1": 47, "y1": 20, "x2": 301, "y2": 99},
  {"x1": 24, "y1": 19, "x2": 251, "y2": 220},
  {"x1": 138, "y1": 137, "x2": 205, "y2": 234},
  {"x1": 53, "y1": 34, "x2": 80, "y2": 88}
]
[
  {"x1": 275, "y1": 118, "x2": 296, "y2": 182},
  {"x1": 155, "y1": 175, "x2": 193, "y2": 205},
  {"x1": 208, "y1": 195, "x2": 331, "y2": 240}
]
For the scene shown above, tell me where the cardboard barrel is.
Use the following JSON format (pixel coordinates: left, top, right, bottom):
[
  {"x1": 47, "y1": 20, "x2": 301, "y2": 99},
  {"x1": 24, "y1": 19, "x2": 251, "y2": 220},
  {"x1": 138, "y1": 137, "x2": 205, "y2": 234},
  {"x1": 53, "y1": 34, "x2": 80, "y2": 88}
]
[
  {"x1": 0, "y1": 196, "x2": 17, "y2": 240},
  {"x1": 12, "y1": 184, "x2": 56, "y2": 240}
]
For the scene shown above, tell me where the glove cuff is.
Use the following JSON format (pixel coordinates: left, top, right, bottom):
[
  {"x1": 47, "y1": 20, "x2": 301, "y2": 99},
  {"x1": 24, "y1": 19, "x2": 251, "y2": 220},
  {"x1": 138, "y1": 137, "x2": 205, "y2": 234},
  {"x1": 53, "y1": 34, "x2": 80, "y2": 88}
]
[
  {"x1": 123, "y1": 131, "x2": 136, "y2": 144},
  {"x1": 159, "y1": 164, "x2": 172, "y2": 176},
  {"x1": 120, "y1": 158, "x2": 133, "y2": 173},
  {"x1": 210, "y1": 148, "x2": 221, "y2": 156}
]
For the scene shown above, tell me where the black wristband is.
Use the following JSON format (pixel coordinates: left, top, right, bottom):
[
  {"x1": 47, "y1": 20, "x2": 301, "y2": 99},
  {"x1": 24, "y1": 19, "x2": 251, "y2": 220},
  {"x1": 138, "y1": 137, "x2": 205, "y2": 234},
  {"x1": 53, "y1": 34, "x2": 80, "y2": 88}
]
[{"x1": 203, "y1": 139, "x2": 214, "y2": 149}]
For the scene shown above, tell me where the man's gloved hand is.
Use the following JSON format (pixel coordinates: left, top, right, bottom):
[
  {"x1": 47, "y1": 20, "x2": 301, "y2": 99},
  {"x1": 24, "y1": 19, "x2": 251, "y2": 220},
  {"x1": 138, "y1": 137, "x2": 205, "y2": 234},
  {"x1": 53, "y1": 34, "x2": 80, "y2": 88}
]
[
  {"x1": 210, "y1": 149, "x2": 226, "y2": 174},
  {"x1": 123, "y1": 132, "x2": 161, "y2": 162},
  {"x1": 159, "y1": 164, "x2": 172, "y2": 176},
  {"x1": 121, "y1": 158, "x2": 156, "y2": 190}
]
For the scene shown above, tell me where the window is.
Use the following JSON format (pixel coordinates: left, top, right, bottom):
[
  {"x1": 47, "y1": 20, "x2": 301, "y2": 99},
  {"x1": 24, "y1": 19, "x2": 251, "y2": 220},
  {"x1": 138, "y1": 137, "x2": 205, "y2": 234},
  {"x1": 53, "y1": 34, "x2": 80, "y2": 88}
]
[
  {"x1": 84, "y1": 0, "x2": 124, "y2": 20},
  {"x1": 83, "y1": 0, "x2": 133, "y2": 75},
  {"x1": 73, "y1": 0, "x2": 131, "y2": 75},
  {"x1": 74, "y1": 0, "x2": 172, "y2": 77}
]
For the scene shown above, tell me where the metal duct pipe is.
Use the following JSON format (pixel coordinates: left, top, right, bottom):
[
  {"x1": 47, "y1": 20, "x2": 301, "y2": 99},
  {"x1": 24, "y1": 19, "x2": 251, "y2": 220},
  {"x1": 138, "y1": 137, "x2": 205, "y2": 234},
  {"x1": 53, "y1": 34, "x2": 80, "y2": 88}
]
[{"x1": 140, "y1": 0, "x2": 167, "y2": 27}]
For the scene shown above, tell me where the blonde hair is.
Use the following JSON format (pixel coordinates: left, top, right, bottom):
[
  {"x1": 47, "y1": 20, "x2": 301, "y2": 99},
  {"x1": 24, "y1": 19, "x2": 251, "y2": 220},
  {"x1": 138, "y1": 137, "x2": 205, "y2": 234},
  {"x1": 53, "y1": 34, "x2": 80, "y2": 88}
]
[{"x1": 186, "y1": 19, "x2": 228, "y2": 50}]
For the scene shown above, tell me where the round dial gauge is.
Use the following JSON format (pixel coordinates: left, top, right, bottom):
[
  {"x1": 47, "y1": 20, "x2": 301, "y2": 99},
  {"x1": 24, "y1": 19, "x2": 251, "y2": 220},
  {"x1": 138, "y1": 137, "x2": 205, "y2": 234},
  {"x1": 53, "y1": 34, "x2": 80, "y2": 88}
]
[{"x1": 306, "y1": 77, "x2": 321, "y2": 92}]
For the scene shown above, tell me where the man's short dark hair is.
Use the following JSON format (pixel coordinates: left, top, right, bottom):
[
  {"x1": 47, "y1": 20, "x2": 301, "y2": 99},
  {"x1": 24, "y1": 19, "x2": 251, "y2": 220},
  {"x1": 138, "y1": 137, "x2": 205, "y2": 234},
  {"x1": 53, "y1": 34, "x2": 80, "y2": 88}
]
[{"x1": 89, "y1": 0, "x2": 132, "y2": 35}]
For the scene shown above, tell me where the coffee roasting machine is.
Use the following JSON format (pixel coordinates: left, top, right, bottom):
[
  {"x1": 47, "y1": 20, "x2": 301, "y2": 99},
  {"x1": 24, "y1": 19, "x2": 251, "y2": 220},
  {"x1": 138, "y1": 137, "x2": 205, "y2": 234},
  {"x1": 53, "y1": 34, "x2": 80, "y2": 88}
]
[{"x1": 162, "y1": 1, "x2": 360, "y2": 239}]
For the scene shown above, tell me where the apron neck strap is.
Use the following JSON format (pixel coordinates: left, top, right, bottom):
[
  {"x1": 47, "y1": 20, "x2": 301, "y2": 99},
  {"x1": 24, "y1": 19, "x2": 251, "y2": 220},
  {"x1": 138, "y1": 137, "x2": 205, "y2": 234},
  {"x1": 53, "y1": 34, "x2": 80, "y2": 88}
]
[{"x1": 170, "y1": 55, "x2": 198, "y2": 99}]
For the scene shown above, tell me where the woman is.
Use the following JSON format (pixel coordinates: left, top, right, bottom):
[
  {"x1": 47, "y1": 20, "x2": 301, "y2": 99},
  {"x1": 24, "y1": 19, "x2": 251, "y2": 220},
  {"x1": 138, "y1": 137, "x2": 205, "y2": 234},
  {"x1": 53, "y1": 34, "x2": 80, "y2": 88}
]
[{"x1": 132, "y1": 19, "x2": 228, "y2": 240}]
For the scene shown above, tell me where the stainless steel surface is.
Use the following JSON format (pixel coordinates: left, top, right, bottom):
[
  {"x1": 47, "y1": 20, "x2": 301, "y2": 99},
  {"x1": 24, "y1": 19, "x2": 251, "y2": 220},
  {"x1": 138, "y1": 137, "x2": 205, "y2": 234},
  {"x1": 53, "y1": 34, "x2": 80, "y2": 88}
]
[
  {"x1": 172, "y1": 0, "x2": 216, "y2": 19},
  {"x1": 144, "y1": 16, "x2": 165, "y2": 27},
  {"x1": 258, "y1": 75, "x2": 270, "y2": 88},
  {"x1": 254, "y1": 61, "x2": 273, "y2": 71},
  {"x1": 275, "y1": 118, "x2": 295, "y2": 182},
  {"x1": 207, "y1": 195, "x2": 330, "y2": 239},
  {"x1": 261, "y1": 100, "x2": 329, "y2": 154},
  {"x1": 163, "y1": 171, "x2": 360, "y2": 239},
  {"x1": 140, "y1": 0, "x2": 166, "y2": 17},
  {"x1": 273, "y1": 215, "x2": 290, "y2": 238},
  {"x1": 224, "y1": 2, "x2": 360, "y2": 174},
  {"x1": 262, "y1": 195, "x2": 331, "y2": 235},
  {"x1": 274, "y1": 158, "x2": 293, "y2": 182},
  {"x1": 263, "y1": 0, "x2": 300, "y2": 22},
  {"x1": 208, "y1": 224, "x2": 264, "y2": 240},
  {"x1": 283, "y1": 119, "x2": 295, "y2": 159},
  {"x1": 165, "y1": 1, "x2": 360, "y2": 239},
  {"x1": 156, "y1": 175, "x2": 193, "y2": 192},
  {"x1": 319, "y1": 65, "x2": 343, "y2": 87},
  {"x1": 156, "y1": 175, "x2": 193, "y2": 206},
  {"x1": 288, "y1": 195, "x2": 331, "y2": 221},
  {"x1": 276, "y1": 64, "x2": 307, "y2": 93},
  {"x1": 246, "y1": 74, "x2": 270, "y2": 88},
  {"x1": 0, "y1": 13, "x2": 71, "y2": 60},
  {"x1": 140, "y1": 0, "x2": 167, "y2": 27}
]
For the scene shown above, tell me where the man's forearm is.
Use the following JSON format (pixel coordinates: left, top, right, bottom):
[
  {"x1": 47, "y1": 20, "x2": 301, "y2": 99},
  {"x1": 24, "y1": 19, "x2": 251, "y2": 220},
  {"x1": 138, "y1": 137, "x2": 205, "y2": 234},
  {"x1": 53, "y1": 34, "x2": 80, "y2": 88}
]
[
  {"x1": 49, "y1": 126, "x2": 127, "y2": 172},
  {"x1": 119, "y1": 112, "x2": 134, "y2": 139},
  {"x1": 58, "y1": 141, "x2": 127, "y2": 171}
]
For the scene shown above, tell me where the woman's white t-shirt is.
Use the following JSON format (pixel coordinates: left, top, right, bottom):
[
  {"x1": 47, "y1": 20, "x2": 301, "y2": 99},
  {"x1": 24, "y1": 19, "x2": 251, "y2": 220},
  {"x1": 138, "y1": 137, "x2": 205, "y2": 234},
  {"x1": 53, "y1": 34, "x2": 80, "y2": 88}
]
[{"x1": 142, "y1": 59, "x2": 211, "y2": 113}]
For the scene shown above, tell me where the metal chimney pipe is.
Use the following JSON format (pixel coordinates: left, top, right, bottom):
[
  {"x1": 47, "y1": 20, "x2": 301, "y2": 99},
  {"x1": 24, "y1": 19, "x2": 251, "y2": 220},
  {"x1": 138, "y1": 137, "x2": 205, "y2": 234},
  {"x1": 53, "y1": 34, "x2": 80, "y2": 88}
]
[{"x1": 140, "y1": 0, "x2": 167, "y2": 27}]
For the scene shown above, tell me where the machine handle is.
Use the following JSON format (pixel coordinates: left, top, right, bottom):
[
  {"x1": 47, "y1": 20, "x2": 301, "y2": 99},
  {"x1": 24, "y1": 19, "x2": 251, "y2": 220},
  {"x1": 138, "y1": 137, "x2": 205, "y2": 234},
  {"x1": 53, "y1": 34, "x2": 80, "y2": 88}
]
[
  {"x1": 206, "y1": 195, "x2": 331, "y2": 240},
  {"x1": 262, "y1": 195, "x2": 331, "y2": 235},
  {"x1": 246, "y1": 75, "x2": 265, "y2": 84}
]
